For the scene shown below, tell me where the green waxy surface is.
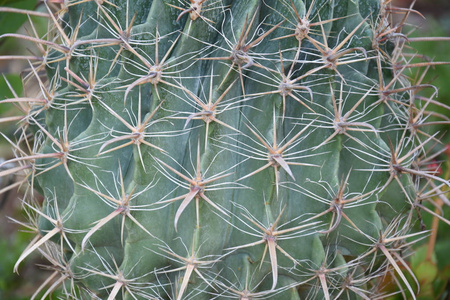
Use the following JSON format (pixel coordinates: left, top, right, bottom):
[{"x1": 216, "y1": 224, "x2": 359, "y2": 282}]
[{"x1": 3, "y1": 0, "x2": 435, "y2": 299}]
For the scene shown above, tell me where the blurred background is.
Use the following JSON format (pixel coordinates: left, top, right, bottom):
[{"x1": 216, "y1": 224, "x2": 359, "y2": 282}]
[{"x1": 0, "y1": 0, "x2": 449, "y2": 299}]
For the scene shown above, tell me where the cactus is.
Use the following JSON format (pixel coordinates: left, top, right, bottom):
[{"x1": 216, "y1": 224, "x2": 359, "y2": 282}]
[{"x1": 1, "y1": 0, "x2": 449, "y2": 299}]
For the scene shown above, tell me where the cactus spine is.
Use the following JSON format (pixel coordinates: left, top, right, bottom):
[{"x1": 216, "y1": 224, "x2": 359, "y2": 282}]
[{"x1": 1, "y1": 0, "x2": 449, "y2": 299}]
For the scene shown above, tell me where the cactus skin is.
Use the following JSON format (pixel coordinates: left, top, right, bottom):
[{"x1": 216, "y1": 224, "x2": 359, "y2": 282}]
[{"x1": 1, "y1": 0, "x2": 449, "y2": 299}]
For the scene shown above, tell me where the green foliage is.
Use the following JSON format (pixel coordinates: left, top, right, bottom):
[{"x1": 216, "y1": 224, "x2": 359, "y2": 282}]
[
  {"x1": 0, "y1": 0, "x2": 38, "y2": 51},
  {"x1": 0, "y1": 74, "x2": 21, "y2": 114},
  {"x1": 0, "y1": 230, "x2": 35, "y2": 300}
]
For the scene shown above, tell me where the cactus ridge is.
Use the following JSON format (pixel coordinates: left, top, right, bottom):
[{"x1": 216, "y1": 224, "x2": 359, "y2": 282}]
[{"x1": 0, "y1": 0, "x2": 449, "y2": 299}]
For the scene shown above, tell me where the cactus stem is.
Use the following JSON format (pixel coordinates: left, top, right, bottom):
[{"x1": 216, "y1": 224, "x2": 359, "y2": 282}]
[
  {"x1": 82, "y1": 208, "x2": 124, "y2": 251},
  {"x1": 305, "y1": 16, "x2": 371, "y2": 79},
  {"x1": 237, "y1": 115, "x2": 318, "y2": 187},
  {"x1": 202, "y1": 11, "x2": 284, "y2": 95},
  {"x1": 94, "y1": 4, "x2": 136, "y2": 72},
  {"x1": 247, "y1": 49, "x2": 315, "y2": 120},
  {"x1": 98, "y1": 96, "x2": 166, "y2": 160},
  {"x1": 157, "y1": 245, "x2": 219, "y2": 300},
  {"x1": 14, "y1": 198, "x2": 77, "y2": 274},
  {"x1": 168, "y1": 0, "x2": 211, "y2": 23},
  {"x1": 64, "y1": 67, "x2": 89, "y2": 90},
  {"x1": 79, "y1": 169, "x2": 160, "y2": 251},
  {"x1": 317, "y1": 172, "x2": 374, "y2": 234},
  {"x1": 63, "y1": 55, "x2": 104, "y2": 109},
  {"x1": 227, "y1": 209, "x2": 321, "y2": 290},
  {"x1": 155, "y1": 149, "x2": 232, "y2": 230},
  {"x1": 180, "y1": 74, "x2": 240, "y2": 147},
  {"x1": 77, "y1": 253, "x2": 148, "y2": 300},
  {"x1": 351, "y1": 216, "x2": 427, "y2": 299},
  {"x1": 2, "y1": 0, "x2": 449, "y2": 297},
  {"x1": 44, "y1": 3, "x2": 71, "y2": 46},
  {"x1": 123, "y1": 30, "x2": 182, "y2": 103},
  {"x1": 273, "y1": 0, "x2": 354, "y2": 47},
  {"x1": 381, "y1": 134, "x2": 450, "y2": 189},
  {"x1": 95, "y1": 3, "x2": 152, "y2": 69},
  {"x1": 314, "y1": 82, "x2": 377, "y2": 150},
  {"x1": 24, "y1": 120, "x2": 74, "y2": 179}
]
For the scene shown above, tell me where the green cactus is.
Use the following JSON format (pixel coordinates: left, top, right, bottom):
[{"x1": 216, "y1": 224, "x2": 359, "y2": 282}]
[{"x1": 1, "y1": 0, "x2": 449, "y2": 299}]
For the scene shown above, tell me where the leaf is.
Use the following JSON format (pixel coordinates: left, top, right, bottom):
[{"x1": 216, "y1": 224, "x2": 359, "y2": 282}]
[
  {"x1": 416, "y1": 261, "x2": 438, "y2": 285},
  {"x1": 0, "y1": 0, "x2": 38, "y2": 49}
]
